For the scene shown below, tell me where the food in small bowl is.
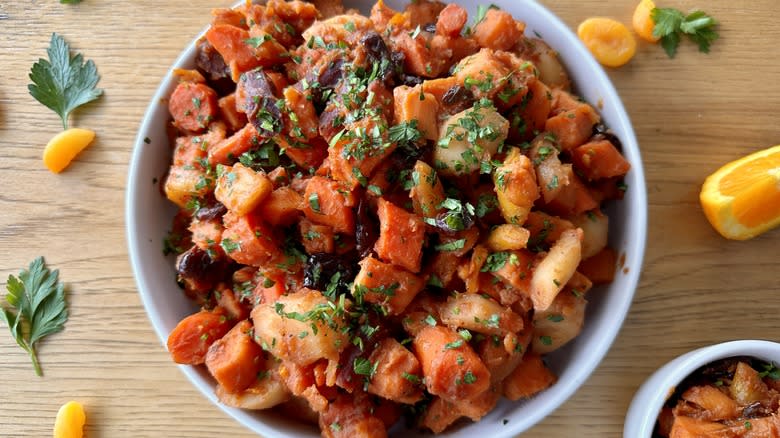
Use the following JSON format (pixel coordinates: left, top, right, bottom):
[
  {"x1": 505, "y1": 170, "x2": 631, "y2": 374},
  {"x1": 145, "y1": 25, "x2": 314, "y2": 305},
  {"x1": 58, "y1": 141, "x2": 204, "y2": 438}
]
[
  {"x1": 127, "y1": 0, "x2": 646, "y2": 436},
  {"x1": 625, "y1": 340, "x2": 780, "y2": 438}
]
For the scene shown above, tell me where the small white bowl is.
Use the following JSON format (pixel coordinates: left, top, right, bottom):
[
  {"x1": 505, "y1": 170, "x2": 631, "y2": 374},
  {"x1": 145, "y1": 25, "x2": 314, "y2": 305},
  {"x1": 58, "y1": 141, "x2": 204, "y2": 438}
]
[
  {"x1": 126, "y1": 0, "x2": 647, "y2": 436},
  {"x1": 624, "y1": 340, "x2": 780, "y2": 438}
]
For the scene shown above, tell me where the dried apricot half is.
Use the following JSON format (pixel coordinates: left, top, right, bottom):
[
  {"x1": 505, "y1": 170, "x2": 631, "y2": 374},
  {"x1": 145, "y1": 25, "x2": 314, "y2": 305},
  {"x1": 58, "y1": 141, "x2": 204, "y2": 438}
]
[{"x1": 577, "y1": 17, "x2": 637, "y2": 68}]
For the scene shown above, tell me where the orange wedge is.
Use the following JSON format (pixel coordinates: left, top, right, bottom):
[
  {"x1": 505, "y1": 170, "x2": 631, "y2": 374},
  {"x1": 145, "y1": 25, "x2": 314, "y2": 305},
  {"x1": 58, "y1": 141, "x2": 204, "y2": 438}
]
[{"x1": 700, "y1": 145, "x2": 780, "y2": 240}]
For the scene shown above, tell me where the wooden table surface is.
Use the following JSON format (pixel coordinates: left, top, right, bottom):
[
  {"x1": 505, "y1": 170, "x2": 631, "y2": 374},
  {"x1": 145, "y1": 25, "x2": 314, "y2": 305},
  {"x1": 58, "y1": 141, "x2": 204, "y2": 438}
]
[{"x1": 1, "y1": 0, "x2": 778, "y2": 437}]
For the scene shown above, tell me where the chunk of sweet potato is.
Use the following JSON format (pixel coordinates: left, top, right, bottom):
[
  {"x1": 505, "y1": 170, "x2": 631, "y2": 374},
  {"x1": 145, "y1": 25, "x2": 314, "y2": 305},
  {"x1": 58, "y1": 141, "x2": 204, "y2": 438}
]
[
  {"x1": 374, "y1": 198, "x2": 425, "y2": 273},
  {"x1": 257, "y1": 186, "x2": 303, "y2": 227},
  {"x1": 353, "y1": 256, "x2": 425, "y2": 315},
  {"x1": 205, "y1": 320, "x2": 264, "y2": 393},
  {"x1": 572, "y1": 139, "x2": 631, "y2": 181},
  {"x1": 680, "y1": 385, "x2": 739, "y2": 421},
  {"x1": 502, "y1": 353, "x2": 556, "y2": 400},
  {"x1": 302, "y1": 175, "x2": 355, "y2": 234},
  {"x1": 167, "y1": 308, "x2": 232, "y2": 365},
  {"x1": 393, "y1": 85, "x2": 439, "y2": 141},
  {"x1": 367, "y1": 338, "x2": 424, "y2": 404},
  {"x1": 221, "y1": 212, "x2": 280, "y2": 267},
  {"x1": 473, "y1": 9, "x2": 523, "y2": 51},
  {"x1": 544, "y1": 104, "x2": 600, "y2": 151},
  {"x1": 578, "y1": 247, "x2": 617, "y2": 285},
  {"x1": 413, "y1": 325, "x2": 491, "y2": 402}
]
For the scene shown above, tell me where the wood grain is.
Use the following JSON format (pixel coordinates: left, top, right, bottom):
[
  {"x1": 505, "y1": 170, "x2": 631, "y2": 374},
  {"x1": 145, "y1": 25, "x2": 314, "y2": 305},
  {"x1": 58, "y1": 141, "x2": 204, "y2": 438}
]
[{"x1": 0, "y1": 1, "x2": 778, "y2": 437}]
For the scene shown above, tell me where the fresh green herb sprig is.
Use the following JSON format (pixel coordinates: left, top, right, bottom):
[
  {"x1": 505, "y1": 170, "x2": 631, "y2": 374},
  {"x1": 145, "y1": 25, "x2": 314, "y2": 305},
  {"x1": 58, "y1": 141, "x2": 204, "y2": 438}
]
[
  {"x1": 651, "y1": 8, "x2": 719, "y2": 58},
  {"x1": 0, "y1": 257, "x2": 68, "y2": 376},
  {"x1": 28, "y1": 33, "x2": 103, "y2": 129}
]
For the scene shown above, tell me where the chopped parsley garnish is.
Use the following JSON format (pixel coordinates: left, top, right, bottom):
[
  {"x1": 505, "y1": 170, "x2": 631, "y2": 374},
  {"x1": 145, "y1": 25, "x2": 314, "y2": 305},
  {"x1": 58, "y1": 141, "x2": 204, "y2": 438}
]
[
  {"x1": 435, "y1": 238, "x2": 466, "y2": 252},
  {"x1": 308, "y1": 193, "x2": 321, "y2": 213}
]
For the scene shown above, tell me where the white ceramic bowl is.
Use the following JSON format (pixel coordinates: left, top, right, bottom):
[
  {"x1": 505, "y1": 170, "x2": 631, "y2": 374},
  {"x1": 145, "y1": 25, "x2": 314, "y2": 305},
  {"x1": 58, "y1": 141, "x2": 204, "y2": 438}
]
[
  {"x1": 624, "y1": 340, "x2": 780, "y2": 437},
  {"x1": 126, "y1": 1, "x2": 647, "y2": 436}
]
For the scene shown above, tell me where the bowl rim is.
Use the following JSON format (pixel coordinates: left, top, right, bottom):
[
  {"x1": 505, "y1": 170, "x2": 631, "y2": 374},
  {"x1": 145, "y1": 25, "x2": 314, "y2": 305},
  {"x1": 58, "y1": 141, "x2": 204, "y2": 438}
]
[
  {"x1": 125, "y1": 0, "x2": 648, "y2": 436},
  {"x1": 623, "y1": 339, "x2": 780, "y2": 438}
]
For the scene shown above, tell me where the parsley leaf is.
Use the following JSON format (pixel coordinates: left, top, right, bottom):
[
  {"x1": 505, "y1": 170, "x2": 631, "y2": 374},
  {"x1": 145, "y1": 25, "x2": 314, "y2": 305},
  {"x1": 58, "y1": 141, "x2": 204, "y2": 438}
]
[
  {"x1": 0, "y1": 257, "x2": 68, "y2": 376},
  {"x1": 388, "y1": 120, "x2": 421, "y2": 145},
  {"x1": 28, "y1": 33, "x2": 103, "y2": 129},
  {"x1": 651, "y1": 8, "x2": 719, "y2": 58}
]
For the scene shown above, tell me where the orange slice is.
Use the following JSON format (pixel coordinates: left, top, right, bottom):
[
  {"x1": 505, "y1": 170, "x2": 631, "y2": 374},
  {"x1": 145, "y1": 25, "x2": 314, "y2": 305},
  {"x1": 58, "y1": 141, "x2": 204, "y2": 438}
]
[
  {"x1": 577, "y1": 17, "x2": 637, "y2": 68},
  {"x1": 700, "y1": 145, "x2": 780, "y2": 240},
  {"x1": 43, "y1": 128, "x2": 96, "y2": 173}
]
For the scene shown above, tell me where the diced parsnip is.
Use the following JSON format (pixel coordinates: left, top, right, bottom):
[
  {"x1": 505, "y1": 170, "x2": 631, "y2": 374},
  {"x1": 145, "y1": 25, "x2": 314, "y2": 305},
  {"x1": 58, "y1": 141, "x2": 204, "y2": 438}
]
[
  {"x1": 440, "y1": 293, "x2": 523, "y2": 336},
  {"x1": 529, "y1": 133, "x2": 570, "y2": 204},
  {"x1": 409, "y1": 160, "x2": 446, "y2": 218},
  {"x1": 353, "y1": 256, "x2": 425, "y2": 315},
  {"x1": 367, "y1": 338, "x2": 424, "y2": 405},
  {"x1": 457, "y1": 245, "x2": 488, "y2": 294},
  {"x1": 251, "y1": 289, "x2": 349, "y2": 366},
  {"x1": 394, "y1": 85, "x2": 440, "y2": 141},
  {"x1": 530, "y1": 228, "x2": 583, "y2": 311},
  {"x1": 517, "y1": 38, "x2": 571, "y2": 90},
  {"x1": 571, "y1": 210, "x2": 609, "y2": 259},
  {"x1": 730, "y1": 361, "x2": 770, "y2": 405},
  {"x1": 215, "y1": 356, "x2": 290, "y2": 410},
  {"x1": 164, "y1": 166, "x2": 212, "y2": 209},
  {"x1": 412, "y1": 325, "x2": 491, "y2": 402},
  {"x1": 531, "y1": 288, "x2": 587, "y2": 354},
  {"x1": 485, "y1": 224, "x2": 530, "y2": 251},
  {"x1": 435, "y1": 105, "x2": 509, "y2": 177},
  {"x1": 215, "y1": 163, "x2": 273, "y2": 215},
  {"x1": 680, "y1": 385, "x2": 739, "y2": 421},
  {"x1": 502, "y1": 353, "x2": 557, "y2": 401},
  {"x1": 493, "y1": 147, "x2": 539, "y2": 225}
]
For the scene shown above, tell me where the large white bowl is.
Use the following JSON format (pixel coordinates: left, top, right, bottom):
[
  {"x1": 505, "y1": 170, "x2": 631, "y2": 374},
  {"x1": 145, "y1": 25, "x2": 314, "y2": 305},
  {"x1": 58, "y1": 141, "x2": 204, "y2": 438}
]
[
  {"x1": 624, "y1": 340, "x2": 780, "y2": 438},
  {"x1": 126, "y1": 1, "x2": 647, "y2": 436}
]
